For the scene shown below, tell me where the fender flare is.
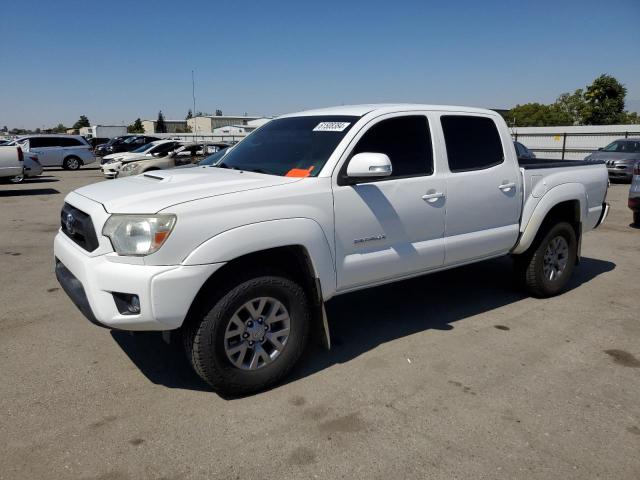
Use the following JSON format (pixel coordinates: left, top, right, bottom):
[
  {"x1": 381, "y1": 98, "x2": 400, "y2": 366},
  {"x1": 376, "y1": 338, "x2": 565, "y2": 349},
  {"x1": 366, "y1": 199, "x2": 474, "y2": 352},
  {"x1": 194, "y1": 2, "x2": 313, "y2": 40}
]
[
  {"x1": 512, "y1": 183, "x2": 586, "y2": 255},
  {"x1": 182, "y1": 218, "x2": 337, "y2": 300}
]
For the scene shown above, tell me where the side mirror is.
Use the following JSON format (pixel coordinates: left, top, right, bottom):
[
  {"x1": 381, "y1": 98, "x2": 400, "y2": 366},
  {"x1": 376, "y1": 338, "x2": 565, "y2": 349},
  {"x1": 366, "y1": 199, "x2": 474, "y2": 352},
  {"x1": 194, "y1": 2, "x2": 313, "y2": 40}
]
[{"x1": 346, "y1": 153, "x2": 392, "y2": 180}]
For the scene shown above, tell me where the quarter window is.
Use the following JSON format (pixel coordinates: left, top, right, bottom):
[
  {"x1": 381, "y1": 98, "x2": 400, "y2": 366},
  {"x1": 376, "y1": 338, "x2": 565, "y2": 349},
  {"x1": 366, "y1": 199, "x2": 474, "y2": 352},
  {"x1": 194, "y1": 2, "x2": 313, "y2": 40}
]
[
  {"x1": 350, "y1": 116, "x2": 433, "y2": 178},
  {"x1": 441, "y1": 116, "x2": 504, "y2": 172},
  {"x1": 59, "y1": 137, "x2": 84, "y2": 147}
]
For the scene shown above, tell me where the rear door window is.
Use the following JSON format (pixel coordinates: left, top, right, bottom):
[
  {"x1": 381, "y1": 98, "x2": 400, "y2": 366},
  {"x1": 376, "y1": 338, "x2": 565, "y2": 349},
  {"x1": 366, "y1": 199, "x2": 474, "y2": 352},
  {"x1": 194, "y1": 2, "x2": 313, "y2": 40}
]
[{"x1": 441, "y1": 116, "x2": 504, "y2": 172}]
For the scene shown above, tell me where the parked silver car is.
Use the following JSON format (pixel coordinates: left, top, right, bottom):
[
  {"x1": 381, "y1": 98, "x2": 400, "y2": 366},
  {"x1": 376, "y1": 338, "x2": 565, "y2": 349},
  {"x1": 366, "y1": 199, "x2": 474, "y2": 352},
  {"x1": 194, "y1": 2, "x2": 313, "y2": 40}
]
[
  {"x1": 7, "y1": 151, "x2": 43, "y2": 183},
  {"x1": 585, "y1": 138, "x2": 640, "y2": 182}
]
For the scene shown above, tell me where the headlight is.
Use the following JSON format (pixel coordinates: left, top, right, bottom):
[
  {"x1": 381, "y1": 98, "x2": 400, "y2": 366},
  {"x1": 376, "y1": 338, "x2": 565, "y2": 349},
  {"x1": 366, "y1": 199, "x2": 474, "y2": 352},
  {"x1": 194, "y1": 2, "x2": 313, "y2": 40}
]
[
  {"x1": 122, "y1": 163, "x2": 138, "y2": 172},
  {"x1": 102, "y1": 214, "x2": 176, "y2": 256}
]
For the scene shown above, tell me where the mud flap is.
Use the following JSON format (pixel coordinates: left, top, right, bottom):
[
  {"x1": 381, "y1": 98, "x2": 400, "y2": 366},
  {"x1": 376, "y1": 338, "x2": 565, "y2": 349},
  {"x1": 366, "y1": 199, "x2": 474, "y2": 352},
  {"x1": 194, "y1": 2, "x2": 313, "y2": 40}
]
[{"x1": 314, "y1": 277, "x2": 331, "y2": 350}]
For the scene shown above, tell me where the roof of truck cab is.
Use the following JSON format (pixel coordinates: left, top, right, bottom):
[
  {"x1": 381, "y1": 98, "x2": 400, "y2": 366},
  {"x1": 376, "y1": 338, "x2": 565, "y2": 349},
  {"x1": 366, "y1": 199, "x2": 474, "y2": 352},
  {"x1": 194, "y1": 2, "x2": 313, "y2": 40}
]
[{"x1": 279, "y1": 104, "x2": 498, "y2": 118}]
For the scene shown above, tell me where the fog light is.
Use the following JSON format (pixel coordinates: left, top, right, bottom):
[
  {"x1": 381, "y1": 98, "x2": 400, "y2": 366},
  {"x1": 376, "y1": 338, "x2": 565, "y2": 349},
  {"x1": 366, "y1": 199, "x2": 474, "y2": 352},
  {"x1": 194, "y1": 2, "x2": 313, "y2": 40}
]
[
  {"x1": 128, "y1": 295, "x2": 140, "y2": 314},
  {"x1": 112, "y1": 292, "x2": 141, "y2": 315}
]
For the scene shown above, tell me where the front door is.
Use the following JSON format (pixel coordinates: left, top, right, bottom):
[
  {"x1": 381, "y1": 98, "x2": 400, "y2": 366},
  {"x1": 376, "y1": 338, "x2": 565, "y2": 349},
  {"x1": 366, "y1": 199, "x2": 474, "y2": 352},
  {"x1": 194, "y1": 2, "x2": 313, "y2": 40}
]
[{"x1": 333, "y1": 114, "x2": 446, "y2": 291}]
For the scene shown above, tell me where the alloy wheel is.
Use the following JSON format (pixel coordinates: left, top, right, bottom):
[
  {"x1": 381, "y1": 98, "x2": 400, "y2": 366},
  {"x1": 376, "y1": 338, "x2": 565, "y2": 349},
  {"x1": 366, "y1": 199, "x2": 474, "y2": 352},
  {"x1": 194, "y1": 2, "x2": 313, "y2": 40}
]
[{"x1": 223, "y1": 297, "x2": 291, "y2": 370}]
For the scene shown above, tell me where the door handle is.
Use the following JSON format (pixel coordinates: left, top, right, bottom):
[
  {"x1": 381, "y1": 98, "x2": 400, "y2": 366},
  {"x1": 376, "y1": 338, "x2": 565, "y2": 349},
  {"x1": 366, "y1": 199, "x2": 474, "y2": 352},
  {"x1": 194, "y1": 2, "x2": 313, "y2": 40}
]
[
  {"x1": 498, "y1": 182, "x2": 516, "y2": 191},
  {"x1": 422, "y1": 192, "x2": 445, "y2": 202}
]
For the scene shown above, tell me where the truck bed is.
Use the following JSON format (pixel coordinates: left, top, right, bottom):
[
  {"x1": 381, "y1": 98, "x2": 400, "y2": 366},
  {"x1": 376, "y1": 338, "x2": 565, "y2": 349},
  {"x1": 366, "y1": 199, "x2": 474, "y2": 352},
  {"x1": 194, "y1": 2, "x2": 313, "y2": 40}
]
[{"x1": 518, "y1": 157, "x2": 604, "y2": 169}]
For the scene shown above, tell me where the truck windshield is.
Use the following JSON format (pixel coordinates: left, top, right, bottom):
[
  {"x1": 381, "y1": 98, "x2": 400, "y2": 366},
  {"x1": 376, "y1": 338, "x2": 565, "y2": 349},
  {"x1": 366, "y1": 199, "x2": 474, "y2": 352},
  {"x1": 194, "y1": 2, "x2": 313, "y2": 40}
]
[{"x1": 217, "y1": 116, "x2": 358, "y2": 177}]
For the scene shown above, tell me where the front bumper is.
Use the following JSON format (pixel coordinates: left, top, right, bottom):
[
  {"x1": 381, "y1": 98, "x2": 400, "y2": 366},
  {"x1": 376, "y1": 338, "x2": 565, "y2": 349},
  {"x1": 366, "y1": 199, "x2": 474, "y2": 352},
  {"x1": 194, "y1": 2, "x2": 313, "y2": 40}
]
[
  {"x1": 54, "y1": 232, "x2": 223, "y2": 330},
  {"x1": 101, "y1": 164, "x2": 120, "y2": 177},
  {"x1": 607, "y1": 168, "x2": 633, "y2": 179}
]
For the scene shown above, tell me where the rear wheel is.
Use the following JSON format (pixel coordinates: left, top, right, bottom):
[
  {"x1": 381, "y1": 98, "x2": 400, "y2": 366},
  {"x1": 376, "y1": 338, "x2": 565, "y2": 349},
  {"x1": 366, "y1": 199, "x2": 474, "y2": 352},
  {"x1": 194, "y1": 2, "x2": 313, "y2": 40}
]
[
  {"x1": 515, "y1": 222, "x2": 577, "y2": 298},
  {"x1": 63, "y1": 156, "x2": 81, "y2": 170},
  {"x1": 183, "y1": 273, "x2": 310, "y2": 396}
]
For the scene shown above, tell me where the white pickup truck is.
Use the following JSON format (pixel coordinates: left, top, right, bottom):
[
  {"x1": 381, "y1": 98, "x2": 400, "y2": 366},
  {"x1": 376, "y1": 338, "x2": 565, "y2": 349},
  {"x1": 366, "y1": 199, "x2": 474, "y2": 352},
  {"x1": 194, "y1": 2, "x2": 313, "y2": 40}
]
[
  {"x1": 0, "y1": 145, "x2": 25, "y2": 183},
  {"x1": 54, "y1": 104, "x2": 609, "y2": 395}
]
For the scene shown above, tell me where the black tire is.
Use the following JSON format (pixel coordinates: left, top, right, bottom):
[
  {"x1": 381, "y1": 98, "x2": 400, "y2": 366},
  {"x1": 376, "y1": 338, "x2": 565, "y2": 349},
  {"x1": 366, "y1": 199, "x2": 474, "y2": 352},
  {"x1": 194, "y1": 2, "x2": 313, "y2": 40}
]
[
  {"x1": 515, "y1": 222, "x2": 577, "y2": 298},
  {"x1": 183, "y1": 273, "x2": 310, "y2": 396},
  {"x1": 634, "y1": 211, "x2": 640, "y2": 226},
  {"x1": 62, "y1": 156, "x2": 82, "y2": 170}
]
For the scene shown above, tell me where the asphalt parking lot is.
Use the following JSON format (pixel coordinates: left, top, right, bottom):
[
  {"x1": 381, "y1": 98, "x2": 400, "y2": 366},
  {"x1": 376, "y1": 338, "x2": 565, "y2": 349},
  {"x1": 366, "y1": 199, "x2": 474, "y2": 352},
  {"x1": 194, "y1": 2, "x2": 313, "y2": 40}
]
[{"x1": 1, "y1": 168, "x2": 639, "y2": 479}]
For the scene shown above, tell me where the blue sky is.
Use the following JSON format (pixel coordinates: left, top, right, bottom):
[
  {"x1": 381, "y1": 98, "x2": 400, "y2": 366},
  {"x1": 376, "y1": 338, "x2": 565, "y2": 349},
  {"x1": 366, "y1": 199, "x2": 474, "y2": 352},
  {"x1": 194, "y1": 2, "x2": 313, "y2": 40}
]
[{"x1": 1, "y1": 0, "x2": 638, "y2": 129}]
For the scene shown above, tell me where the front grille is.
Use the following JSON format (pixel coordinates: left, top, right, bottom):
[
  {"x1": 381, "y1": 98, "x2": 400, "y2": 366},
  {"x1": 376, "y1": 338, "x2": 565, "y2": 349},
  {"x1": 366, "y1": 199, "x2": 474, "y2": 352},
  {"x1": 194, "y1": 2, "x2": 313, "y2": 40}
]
[{"x1": 60, "y1": 203, "x2": 99, "y2": 252}]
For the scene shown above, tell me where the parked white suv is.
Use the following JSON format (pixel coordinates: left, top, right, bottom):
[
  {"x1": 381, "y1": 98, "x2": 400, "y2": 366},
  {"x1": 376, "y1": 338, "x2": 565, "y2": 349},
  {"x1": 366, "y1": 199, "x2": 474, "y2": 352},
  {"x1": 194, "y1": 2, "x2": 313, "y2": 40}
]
[
  {"x1": 15, "y1": 135, "x2": 95, "y2": 170},
  {"x1": 54, "y1": 104, "x2": 609, "y2": 395}
]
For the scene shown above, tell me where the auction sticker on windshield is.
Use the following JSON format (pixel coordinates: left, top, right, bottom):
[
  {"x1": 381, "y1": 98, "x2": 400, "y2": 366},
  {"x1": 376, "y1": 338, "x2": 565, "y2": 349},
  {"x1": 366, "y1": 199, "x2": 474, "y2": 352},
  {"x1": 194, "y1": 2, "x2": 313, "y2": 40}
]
[{"x1": 313, "y1": 122, "x2": 351, "y2": 132}]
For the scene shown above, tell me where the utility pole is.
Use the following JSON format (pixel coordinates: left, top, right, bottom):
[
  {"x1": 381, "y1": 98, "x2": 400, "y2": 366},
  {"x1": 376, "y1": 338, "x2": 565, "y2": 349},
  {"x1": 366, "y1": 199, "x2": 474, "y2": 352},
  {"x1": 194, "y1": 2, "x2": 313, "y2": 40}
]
[{"x1": 192, "y1": 70, "x2": 197, "y2": 142}]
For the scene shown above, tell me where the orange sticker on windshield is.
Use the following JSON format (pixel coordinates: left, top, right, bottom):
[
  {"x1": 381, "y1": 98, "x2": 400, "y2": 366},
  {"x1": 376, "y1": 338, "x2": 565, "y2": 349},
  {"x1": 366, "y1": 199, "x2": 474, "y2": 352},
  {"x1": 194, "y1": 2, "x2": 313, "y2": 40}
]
[{"x1": 285, "y1": 166, "x2": 314, "y2": 177}]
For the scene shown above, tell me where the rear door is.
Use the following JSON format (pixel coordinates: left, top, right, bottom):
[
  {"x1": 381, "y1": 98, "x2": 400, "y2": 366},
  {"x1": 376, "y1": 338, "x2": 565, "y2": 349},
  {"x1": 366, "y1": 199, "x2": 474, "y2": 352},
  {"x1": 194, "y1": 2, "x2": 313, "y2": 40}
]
[
  {"x1": 438, "y1": 114, "x2": 521, "y2": 264},
  {"x1": 332, "y1": 114, "x2": 446, "y2": 290},
  {"x1": 29, "y1": 137, "x2": 63, "y2": 166}
]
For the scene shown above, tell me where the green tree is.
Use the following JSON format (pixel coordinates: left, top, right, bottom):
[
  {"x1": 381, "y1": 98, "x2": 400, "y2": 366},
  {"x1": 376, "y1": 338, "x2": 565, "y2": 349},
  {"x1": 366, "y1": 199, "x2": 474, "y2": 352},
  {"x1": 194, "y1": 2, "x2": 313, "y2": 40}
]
[
  {"x1": 1, "y1": 126, "x2": 7, "y2": 133},
  {"x1": 53, "y1": 123, "x2": 67, "y2": 133},
  {"x1": 620, "y1": 111, "x2": 640, "y2": 125},
  {"x1": 554, "y1": 89, "x2": 586, "y2": 125},
  {"x1": 73, "y1": 115, "x2": 90, "y2": 130},
  {"x1": 156, "y1": 110, "x2": 167, "y2": 133},
  {"x1": 582, "y1": 74, "x2": 626, "y2": 125},
  {"x1": 186, "y1": 109, "x2": 193, "y2": 120},
  {"x1": 127, "y1": 118, "x2": 144, "y2": 133},
  {"x1": 215, "y1": 109, "x2": 223, "y2": 116},
  {"x1": 504, "y1": 103, "x2": 573, "y2": 127}
]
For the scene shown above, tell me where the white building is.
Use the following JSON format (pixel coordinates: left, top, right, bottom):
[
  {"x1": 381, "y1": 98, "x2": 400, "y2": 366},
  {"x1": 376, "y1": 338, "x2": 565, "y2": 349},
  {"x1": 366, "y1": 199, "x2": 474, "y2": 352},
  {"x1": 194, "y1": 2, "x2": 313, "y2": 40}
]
[
  {"x1": 142, "y1": 119, "x2": 188, "y2": 134},
  {"x1": 187, "y1": 115, "x2": 265, "y2": 134},
  {"x1": 211, "y1": 118, "x2": 273, "y2": 136}
]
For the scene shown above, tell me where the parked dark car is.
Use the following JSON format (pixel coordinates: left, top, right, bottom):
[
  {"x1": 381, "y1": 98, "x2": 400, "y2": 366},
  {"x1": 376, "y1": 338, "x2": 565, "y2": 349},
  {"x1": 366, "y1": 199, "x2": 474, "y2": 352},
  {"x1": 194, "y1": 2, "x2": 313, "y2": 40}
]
[
  {"x1": 85, "y1": 137, "x2": 110, "y2": 150},
  {"x1": 97, "y1": 135, "x2": 161, "y2": 161},
  {"x1": 106, "y1": 135, "x2": 161, "y2": 155},
  {"x1": 95, "y1": 135, "x2": 137, "y2": 157},
  {"x1": 585, "y1": 138, "x2": 640, "y2": 182},
  {"x1": 514, "y1": 141, "x2": 536, "y2": 160}
]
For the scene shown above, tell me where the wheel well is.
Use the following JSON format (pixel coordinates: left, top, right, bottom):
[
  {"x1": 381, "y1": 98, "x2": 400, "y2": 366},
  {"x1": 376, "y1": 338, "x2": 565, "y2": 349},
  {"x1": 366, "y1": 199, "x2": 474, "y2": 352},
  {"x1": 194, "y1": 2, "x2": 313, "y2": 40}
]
[
  {"x1": 541, "y1": 200, "x2": 581, "y2": 235},
  {"x1": 183, "y1": 245, "x2": 321, "y2": 328},
  {"x1": 525, "y1": 200, "x2": 581, "y2": 262}
]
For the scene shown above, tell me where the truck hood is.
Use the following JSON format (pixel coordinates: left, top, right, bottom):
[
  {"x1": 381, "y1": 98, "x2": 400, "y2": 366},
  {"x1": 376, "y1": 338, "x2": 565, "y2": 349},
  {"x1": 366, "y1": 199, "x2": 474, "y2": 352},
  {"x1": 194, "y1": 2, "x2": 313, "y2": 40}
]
[{"x1": 74, "y1": 167, "x2": 301, "y2": 213}]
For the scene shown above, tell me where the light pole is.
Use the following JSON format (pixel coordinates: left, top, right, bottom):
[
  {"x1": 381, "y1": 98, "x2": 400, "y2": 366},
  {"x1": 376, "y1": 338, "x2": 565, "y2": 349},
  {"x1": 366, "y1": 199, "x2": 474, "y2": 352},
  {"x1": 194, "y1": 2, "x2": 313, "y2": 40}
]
[{"x1": 192, "y1": 69, "x2": 197, "y2": 142}]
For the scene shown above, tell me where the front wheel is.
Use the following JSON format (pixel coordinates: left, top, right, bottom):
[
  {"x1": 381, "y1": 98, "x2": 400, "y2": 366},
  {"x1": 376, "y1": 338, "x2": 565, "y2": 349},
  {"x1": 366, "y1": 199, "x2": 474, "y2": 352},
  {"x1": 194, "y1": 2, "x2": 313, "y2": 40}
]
[
  {"x1": 183, "y1": 274, "x2": 310, "y2": 396},
  {"x1": 515, "y1": 222, "x2": 577, "y2": 298}
]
